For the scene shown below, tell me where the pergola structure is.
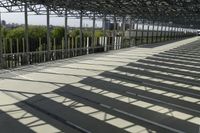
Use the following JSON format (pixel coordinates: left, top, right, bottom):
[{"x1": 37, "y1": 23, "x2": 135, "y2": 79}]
[
  {"x1": 0, "y1": 0, "x2": 199, "y2": 68},
  {"x1": 1, "y1": 0, "x2": 200, "y2": 27},
  {"x1": 0, "y1": 1, "x2": 200, "y2": 132}
]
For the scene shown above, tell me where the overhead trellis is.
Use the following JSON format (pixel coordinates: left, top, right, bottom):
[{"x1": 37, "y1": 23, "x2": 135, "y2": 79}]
[{"x1": 0, "y1": 0, "x2": 199, "y2": 28}]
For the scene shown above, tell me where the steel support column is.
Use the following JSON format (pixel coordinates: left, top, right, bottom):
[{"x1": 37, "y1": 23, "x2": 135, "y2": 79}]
[
  {"x1": 0, "y1": 12, "x2": 3, "y2": 68},
  {"x1": 141, "y1": 19, "x2": 144, "y2": 44},
  {"x1": 170, "y1": 26, "x2": 173, "y2": 40},
  {"x1": 92, "y1": 13, "x2": 96, "y2": 53},
  {"x1": 177, "y1": 27, "x2": 180, "y2": 39},
  {"x1": 103, "y1": 14, "x2": 107, "y2": 51},
  {"x1": 122, "y1": 16, "x2": 126, "y2": 48},
  {"x1": 160, "y1": 23, "x2": 163, "y2": 42},
  {"x1": 179, "y1": 27, "x2": 182, "y2": 39},
  {"x1": 156, "y1": 22, "x2": 159, "y2": 43},
  {"x1": 47, "y1": 6, "x2": 51, "y2": 61},
  {"x1": 129, "y1": 18, "x2": 132, "y2": 47},
  {"x1": 173, "y1": 27, "x2": 175, "y2": 39},
  {"x1": 173, "y1": 27, "x2": 176, "y2": 39},
  {"x1": 113, "y1": 16, "x2": 117, "y2": 50},
  {"x1": 25, "y1": 1, "x2": 29, "y2": 64},
  {"x1": 80, "y1": 11, "x2": 83, "y2": 55},
  {"x1": 164, "y1": 25, "x2": 167, "y2": 41},
  {"x1": 64, "y1": 10, "x2": 68, "y2": 58},
  {"x1": 177, "y1": 27, "x2": 179, "y2": 39},
  {"x1": 181, "y1": 28, "x2": 184, "y2": 38},
  {"x1": 135, "y1": 21, "x2": 139, "y2": 46},
  {"x1": 147, "y1": 23, "x2": 150, "y2": 44},
  {"x1": 167, "y1": 26, "x2": 170, "y2": 40},
  {"x1": 151, "y1": 21, "x2": 155, "y2": 43},
  {"x1": 174, "y1": 27, "x2": 176, "y2": 39}
]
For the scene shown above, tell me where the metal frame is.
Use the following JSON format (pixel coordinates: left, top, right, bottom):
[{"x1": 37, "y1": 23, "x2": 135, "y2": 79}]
[
  {"x1": 0, "y1": 12, "x2": 2, "y2": 68},
  {"x1": 0, "y1": 0, "x2": 199, "y2": 28},
  {"x1": 0, "y1": 0, "x2": 198, "y2": 69}
]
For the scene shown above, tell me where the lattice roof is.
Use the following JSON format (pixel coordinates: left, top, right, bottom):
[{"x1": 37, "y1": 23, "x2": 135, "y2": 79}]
[{"x1": 0, "y1": 0, "x2": 199, "y2": 28}]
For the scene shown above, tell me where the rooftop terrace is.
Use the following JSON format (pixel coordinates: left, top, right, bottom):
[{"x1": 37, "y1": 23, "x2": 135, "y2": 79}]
[{"x1": 0, "y1": 37, "x2": 200, "y2": 133}]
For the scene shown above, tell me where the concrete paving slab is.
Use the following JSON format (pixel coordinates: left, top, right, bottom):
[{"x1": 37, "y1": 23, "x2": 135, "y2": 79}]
[{"x1": 0, "y1": 37, "x2": 200, "y2": 133}]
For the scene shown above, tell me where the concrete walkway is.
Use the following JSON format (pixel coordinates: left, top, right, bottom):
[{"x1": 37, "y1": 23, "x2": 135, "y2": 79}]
[{"x1": 0, "y1": 37, "x2": 199, "y2": 133}]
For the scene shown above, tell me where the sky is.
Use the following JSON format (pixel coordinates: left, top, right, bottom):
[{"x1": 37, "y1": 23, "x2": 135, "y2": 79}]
[
  {"x1": 0, "y1": 11, "x2": 154, "y2": 30},
  {"x1": 0, "y1": 8, "x2": 102, "y2": 27},
  {"x1": 1, "y1": 8, "x2": 193, "y2": 31},
  {"x1": 0, "y1": 7, "x2": 149, "y2": 30}
]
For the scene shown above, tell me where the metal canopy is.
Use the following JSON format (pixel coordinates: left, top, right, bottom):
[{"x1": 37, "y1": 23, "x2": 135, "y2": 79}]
[{"x1": 0, "y1": 0, "x2": 200, "y2": 28}]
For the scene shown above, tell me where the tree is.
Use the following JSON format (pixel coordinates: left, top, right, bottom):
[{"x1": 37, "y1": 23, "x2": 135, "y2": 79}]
[
  {"x1": 29, "y1": 26, "x2": 47, "y2": 39},
  {"x1": 51, "y1": 27, "x2": 64, "y2": 39},
  {"x1": 69, "y1": 29, "x2": 80, "y2": 38},
  {"x1": 95, "y1": 30, "x2": 103, "y2": 37},
  {"x1": 1, "y1": 27, "x2": 9, "y2": 37},
  {"x1": 6, "y1": 27, "x2": 25, "y2": 39},
  {"x1": 84, "y1": 30, "x2": 92, "y2": 37}
]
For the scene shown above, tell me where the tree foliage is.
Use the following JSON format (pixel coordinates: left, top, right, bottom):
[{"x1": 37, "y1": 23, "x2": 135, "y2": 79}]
[
  {"x1": 69, "y1": 29, "x2": 80, "y2": 37},
  {"x1": 6, "y1": 27, "x2": 25, "y2": 39},
  {"x1": 95, "y1": 30, "x2": 104, "y2": 37},
  {"x1": 29, "y1": 26, "x2": 47, "y2": 39},
  {"x1": 3, "y1": 26, "x2": 105, "y2": 52},
  {"x1": 6, "y1": 26, "x2": 47, "y2": 39},
  {"x1": 51, "y1": 27, "x2": 64, "y2": 39}
]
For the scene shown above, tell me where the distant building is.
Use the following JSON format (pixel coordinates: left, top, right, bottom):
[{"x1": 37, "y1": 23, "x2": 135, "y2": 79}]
[
  {"x1": 1, "y1": 20, "x2": 6, "y2": 26},
  {"x1": 103, "y1": 19, "x2": 120, "y2": 30},
  {"x1": 103, "y1": 19, "x2": 111, "y2": 30},
  {"x1": 103, "y1": 19, "x2": 134, "y2": 31},
  {"x1": 1, "y1": 20, "x2": 21, "y2": 28}
]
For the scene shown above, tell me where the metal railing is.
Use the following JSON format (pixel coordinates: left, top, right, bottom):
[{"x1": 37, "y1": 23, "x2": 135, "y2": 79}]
[{"x1": 0, "y1": 30, "x2": 196, "y2": 69}]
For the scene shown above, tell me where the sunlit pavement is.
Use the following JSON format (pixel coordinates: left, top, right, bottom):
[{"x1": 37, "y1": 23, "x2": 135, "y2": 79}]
[{"x1": 0, "y1": 37, "x2": 200, "y2": 133}]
